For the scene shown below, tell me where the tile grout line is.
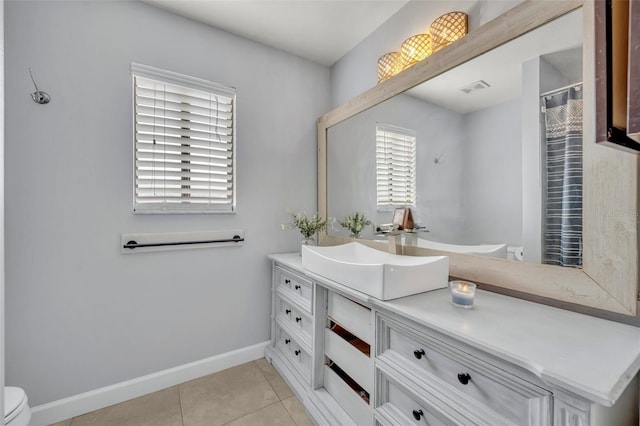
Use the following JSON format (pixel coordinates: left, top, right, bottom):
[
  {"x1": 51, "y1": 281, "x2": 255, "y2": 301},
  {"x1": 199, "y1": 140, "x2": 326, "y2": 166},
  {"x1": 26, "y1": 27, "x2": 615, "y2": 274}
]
[
  {"x1": 280, "y1": 400, "x2": 300, "y2": 426},
  {"x1": 280, "y1": 397, "x2": 306, "y2": 426},
  {"x1": 254, "y1": 359, "x2": 283, "y2": 401},
  {"x1": 215, "y1": 361, "x2": 287, "y2": 426},
  {"x1": 176, "y1": 384, "x2": 186, "y2": 426},
  {"x1": 219, "y1": 401, "x2": 288, "y2": 426},
  {"x1": 255, "y1": 360, "x2": 306, "y2": 426}
]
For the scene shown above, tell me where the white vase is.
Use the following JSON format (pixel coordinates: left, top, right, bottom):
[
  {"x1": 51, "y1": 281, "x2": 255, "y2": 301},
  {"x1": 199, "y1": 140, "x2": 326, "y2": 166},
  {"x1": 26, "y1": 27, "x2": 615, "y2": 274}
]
[{"x1": 300, "y1": 236, "x2": 316, "y2": 255}]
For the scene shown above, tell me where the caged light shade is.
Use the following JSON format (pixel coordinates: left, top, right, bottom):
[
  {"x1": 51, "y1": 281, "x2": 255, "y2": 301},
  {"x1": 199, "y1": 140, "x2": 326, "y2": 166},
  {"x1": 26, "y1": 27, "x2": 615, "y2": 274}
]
[
  {"x1": 400, "y1": 34, "x2": 433, "y2": 69},
  {"x1": 430, "y1": 11, "x2": 468, "y2": 52},
  {"x1": 377, "y1": 51, "x2": 403, "y2": 83}
]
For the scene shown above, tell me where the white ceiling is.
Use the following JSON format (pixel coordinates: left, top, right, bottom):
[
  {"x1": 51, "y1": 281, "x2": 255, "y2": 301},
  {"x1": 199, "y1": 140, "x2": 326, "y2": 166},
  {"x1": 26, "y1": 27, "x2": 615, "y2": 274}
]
[
  {"x1": 140, "y1": 0, "x2": 410, "y2": 66},
  {"x1": 408, "y1": 8, "x2": 583, "y2": 113}
]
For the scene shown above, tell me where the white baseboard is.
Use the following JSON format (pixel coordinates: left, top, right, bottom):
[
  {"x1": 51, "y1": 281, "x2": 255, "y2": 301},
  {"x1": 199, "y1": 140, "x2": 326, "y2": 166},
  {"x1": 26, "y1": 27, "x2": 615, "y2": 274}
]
[{"x1": 30, "y1": 340, "x2": 270, "y2": 426}]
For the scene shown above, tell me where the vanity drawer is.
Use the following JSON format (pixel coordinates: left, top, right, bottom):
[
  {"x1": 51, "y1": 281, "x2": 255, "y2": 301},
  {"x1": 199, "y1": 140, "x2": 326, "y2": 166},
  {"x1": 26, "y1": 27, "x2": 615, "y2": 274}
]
[
  {"x1": 379, "y1": 315, "x2": 551, "y2": 426},
  {"x1": 289, "y1": 341, "x2": 312, "y2": 382},
  {"x1": 325, "y1": 327, "x2": 372, "y2": 393},
  {"x1": 275, "y1": 296, "x2": 312, "y2": 344},
  {"x1": 275, "y1": 324, "x2": 295, "y2": 354},
  {"x1": 328, "y1": 291, "x2": 373, "y2": 344},
  {"x1": 324, "y1": 364, "x2": 370, "y2": 426},
  {"x1": 376, "y1": 372, "x2": 458, "y2": 426},
  {"x1": 275, "y1": 266, "x2": 313, "y2": 313},
  {"x1": 275, "y1": 324, "x2": 311, "y2": 383}
]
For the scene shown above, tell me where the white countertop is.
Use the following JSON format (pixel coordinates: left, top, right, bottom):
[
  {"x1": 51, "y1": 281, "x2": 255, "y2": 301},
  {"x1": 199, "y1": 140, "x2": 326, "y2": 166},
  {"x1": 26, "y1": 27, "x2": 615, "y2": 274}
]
[
  {"x1": 268, "y1": 253, "x2": 640, "y2": 407},
  {"x1": 375, "y1": 289, "x2": 640, "y2": 407}
]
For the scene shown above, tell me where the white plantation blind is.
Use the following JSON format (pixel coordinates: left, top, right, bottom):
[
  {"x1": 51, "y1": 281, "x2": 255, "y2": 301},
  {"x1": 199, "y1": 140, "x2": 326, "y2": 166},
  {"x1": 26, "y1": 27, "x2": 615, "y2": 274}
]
[
  {"x1": 132, "y1": 63, "x2": 236, "y2": 213},
  {"x1": 376, "y1": 124, "x2": 416, "y2": 209}
]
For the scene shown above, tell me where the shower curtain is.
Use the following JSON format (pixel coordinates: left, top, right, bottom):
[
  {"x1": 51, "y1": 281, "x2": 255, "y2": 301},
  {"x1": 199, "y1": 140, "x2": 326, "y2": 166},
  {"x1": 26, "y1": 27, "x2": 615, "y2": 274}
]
[{"x1": 543, "y1": 85, "x2": 583, "y2": 268}]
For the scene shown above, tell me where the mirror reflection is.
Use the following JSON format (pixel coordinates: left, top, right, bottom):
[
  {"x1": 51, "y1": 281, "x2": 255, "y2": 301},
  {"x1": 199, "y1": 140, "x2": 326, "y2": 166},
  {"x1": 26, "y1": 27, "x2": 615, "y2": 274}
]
[{"x1": 327, "y1": 9, "x2": 583, "y2": 266}]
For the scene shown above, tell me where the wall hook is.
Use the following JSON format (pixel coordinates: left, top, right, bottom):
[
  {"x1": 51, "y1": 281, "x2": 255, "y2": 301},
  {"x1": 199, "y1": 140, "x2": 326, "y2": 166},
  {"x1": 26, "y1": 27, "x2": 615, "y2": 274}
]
[
  {"x1": 434, "y1": 154, "x2": 444, "y2": 165},
  {"x1": 29, "y1": 68, "x2": 51, "y2": 104}
]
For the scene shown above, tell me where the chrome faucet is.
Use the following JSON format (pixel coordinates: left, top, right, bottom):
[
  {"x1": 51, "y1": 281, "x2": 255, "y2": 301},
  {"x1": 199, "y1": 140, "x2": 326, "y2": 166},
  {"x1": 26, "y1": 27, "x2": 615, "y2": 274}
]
[{"x1": 387, "y1": 229, "x2": 403, "y2": 254}]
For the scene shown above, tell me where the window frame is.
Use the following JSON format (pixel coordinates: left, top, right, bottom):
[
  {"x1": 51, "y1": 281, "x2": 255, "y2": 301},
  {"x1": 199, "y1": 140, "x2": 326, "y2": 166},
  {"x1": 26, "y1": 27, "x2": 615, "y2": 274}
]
[
  {"x1": 375, "y1": 123, "x2": 417, "y2": 211},
  {"x1": 131, "y1": 63, "x2": 237, "y2": 214}
]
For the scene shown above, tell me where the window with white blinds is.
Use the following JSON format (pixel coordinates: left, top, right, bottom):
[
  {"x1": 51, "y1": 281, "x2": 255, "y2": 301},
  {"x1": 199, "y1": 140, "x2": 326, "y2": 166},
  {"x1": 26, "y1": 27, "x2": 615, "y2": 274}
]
[
  {"x1": 132, "y1": 63, "x2": 236, "y2": 213},
  {"x1": 376, "y1": 124, "x2": 416, "y2": 209}
]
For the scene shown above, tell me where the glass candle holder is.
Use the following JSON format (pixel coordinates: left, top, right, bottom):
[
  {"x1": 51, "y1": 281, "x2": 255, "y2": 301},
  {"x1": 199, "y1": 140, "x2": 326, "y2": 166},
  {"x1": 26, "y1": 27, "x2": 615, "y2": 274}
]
[{"x1": 449, "y1": 280, "x2": 476, "y2": 309}]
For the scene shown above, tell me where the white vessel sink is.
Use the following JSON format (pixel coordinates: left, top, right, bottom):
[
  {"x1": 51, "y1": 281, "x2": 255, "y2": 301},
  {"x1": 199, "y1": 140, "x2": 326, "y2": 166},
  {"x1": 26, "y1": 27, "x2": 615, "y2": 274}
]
[
  {"x1": 416, "y1": 238, "x2": 508, "y2": 258},
  {"x1": 301, "y1": 242, "x2": 449, "y2": 300}
]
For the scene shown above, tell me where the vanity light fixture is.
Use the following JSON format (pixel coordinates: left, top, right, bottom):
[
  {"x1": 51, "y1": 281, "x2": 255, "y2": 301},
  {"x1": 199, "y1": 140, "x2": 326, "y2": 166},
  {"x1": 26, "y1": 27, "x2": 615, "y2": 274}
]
[
  {"x1": 430, "y1": 11, "x2": 468, "y2": 52},
  {"x1": 401, "y1": 34, "x2": 432, "y2": 69},
  {"x1": 377, "y1": 51, "x2": 403, "y2": 83},
  {"x1": 376, "y1": 11, "x2": 468, "y2": 84}
]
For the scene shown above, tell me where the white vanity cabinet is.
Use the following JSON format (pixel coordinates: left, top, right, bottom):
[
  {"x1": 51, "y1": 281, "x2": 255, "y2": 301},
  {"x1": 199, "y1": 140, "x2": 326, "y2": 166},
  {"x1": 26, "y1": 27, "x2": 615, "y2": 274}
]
[
  {"x1": 324, "y1": 291, "x2": 374, "y2": 425},
  {"x1": 266, "y1": 261, "x2": 316, "y2": 395},
  {"x1": 266, "y1": 255, "x2": 377, "y2": 425},
  {"x1": 375, "y1": 313, "x2": 552, "y2": 425},
  {"x1": 265, "y1": 254, "x2": 640, "y2": 426}
]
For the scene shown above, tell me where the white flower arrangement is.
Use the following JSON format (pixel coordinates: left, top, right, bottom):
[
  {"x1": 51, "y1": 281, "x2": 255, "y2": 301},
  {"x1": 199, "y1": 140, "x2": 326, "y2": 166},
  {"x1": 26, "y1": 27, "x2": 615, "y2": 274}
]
[
  {"x1": 338, "y1": 212, "x2": 372, "y2": 238},
  {"x1": 281, "y1": 211, "x2": 329, "y2": 239}
]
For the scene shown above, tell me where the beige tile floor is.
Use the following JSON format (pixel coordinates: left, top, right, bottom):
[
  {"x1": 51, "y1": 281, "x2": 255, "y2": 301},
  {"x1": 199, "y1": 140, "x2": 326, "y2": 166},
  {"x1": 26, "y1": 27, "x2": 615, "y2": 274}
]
[{"x1": 49, "y1": 359, "x2": 312, "y2": 426}]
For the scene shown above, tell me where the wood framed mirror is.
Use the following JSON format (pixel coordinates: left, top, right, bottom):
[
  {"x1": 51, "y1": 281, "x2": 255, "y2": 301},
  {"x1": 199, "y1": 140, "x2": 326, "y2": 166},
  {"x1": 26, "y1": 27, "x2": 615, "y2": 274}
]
[{"x1": 317, "y1": 0, "x2": 639, "y2": 317}]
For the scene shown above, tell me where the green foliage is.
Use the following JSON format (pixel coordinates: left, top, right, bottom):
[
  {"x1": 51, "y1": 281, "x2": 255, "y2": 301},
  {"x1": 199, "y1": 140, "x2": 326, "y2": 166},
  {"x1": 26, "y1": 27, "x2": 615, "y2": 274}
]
[
  {"x1": 282, "y1": 211, "x2": 328, "y2": 238},
  {"x1": 339, "y1": 212, "x2": 372, "y2": 236}
]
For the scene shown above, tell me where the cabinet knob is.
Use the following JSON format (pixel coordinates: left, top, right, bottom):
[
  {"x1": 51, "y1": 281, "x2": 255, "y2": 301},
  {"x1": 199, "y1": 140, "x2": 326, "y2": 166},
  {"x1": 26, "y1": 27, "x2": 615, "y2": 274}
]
[
  {"x1": 285, "y1": 309, "x2": 291, "y2": 315},
  {"x1": 295, "y1": 284, "x2": 301, "y2": 290},
  {"x1": 295, "y1": 350, "x2": 301, "y2": 356},
  {"x1": 285, "y1": 339, "x2": 290, "y2": 344},
  {"x1": 285, "y1": 279, "x2": 291, "y2": 284},
  {"x1": 412, "y1": 409, "x2": 424, "y2": 421},
  {"x1": 295, "y1": 317, "x2": 302, "y2": 323},
  {"x1": 413, "y1": 349, "x2": 426, "y2": 360},
  {"x1": 457, "y1": 373, "x2": 471, "y2": 385}
]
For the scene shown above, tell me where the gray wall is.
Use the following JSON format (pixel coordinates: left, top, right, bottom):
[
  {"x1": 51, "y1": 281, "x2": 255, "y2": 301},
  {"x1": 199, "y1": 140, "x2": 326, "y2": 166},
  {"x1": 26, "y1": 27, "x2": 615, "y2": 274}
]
[
  {"x1": 5, "y1": 0, "x2": 329, "y2": 405},
  {"x1": 327, "y1": 93, "x2": 465, "y2": 242},
  {"x1": 462, "y1": 99, "x2": 522, "y2": 246},
  {"x1": 327, "y1": 93, "x2": 522, "y2": 247},
  {"x1": 1, "y1": 0, "x2": 5, "y2": 417}
]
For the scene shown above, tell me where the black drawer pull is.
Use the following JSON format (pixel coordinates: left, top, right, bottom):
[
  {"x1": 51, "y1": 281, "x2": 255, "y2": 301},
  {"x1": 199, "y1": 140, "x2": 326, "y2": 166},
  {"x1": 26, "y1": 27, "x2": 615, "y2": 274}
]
[
  {"x1": 285, "y1": 309, "x2": 291, "y2": 315},
  {"x1": 413, "y1": 349, "x2": 426, "y2": 359},
  {"x1": 295, "y1": 317, "x2": 302, "y2": 323},
  {"x1": 285, "y1": 279, "x2": 291, "y2": 284},
  {"x1": 412, "y1": 409, "x2": 424, "y2": 421},
  {"x1": 457, "y1": 373, "x2": 471, "y2": 385},
  {"x1": 295, "y1": 350, "x2": 301, "y2": 356},
  {"x1": 295, "y1": 284, "x2": 301, "y2": 290},
  {"x1": 285, "y1": 339, "x2": 290, "y2": 344}
]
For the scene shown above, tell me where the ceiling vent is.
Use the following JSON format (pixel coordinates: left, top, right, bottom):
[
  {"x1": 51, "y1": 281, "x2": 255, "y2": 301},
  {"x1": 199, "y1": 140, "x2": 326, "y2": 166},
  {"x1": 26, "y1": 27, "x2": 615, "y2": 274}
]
[{"x1": 460, "y1": 80, "x2": 491, "y2": 94}]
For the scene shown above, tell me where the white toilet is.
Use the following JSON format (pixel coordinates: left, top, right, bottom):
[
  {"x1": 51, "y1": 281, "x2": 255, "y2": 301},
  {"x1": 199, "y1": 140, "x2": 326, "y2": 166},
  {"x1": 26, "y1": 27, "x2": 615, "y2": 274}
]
[{"x1": 4, "y1": 387, "x2": 31, "y2": 425}]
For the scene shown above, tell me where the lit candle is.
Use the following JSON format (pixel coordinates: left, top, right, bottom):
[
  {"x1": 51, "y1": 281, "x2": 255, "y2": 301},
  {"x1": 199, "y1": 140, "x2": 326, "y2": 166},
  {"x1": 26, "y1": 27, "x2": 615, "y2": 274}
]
[{"x1": 449, "y1": 281, "x2": 476, "y2": 309}]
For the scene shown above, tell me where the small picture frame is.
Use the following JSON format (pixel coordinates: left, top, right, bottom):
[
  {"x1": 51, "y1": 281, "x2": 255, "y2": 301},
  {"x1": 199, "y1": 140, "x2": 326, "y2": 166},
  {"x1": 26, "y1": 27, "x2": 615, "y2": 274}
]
[
  {"x1": 392, "y1": 208, "x2": 414, "y2": 230},
  {"x1": 392, "y1": 208, "x2": 406, "y2": 227}
]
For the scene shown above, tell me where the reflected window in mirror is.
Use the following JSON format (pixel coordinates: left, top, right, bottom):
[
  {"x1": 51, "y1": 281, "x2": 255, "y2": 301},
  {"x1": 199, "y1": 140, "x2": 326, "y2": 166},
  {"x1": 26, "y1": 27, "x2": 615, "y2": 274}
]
[{"x1": 375, "y1": 123, "x2": 416, "y2": 211}]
